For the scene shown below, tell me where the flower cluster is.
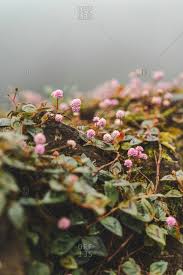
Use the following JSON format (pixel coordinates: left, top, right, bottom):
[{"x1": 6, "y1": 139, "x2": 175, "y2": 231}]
[
  {"x1": 99, "y1": 98, "x2": 119, "y2": 109},
  {"x1": 87, "y1": 129, "x2": 96, "y2": 140},
  {"x1": 34, "y1": 133, "x2": 46, "y2": 155},
  {"x1": 93, "y1": 116, "x2": 106, "y2": 128},
  {"x1": 55, "y1": 114, "x2": 63, "y2": 123},
  {"x1": 70, "y1": 98, "x2": 81, "y2": 113},
  {"x1": 124, "y1": 146, "x2": 148, "y2": 169}
]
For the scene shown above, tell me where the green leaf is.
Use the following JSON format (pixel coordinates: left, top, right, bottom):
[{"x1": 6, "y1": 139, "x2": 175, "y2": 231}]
[
  {"x1": 104, "y1": 181, "x2": 119, "y2": 207},
  {"x1": 60, "y1": 255, "x2": 78, "y2": 270},
  {"x1": 160, "y1": 175, "x2": 176, "y2": 181},
  {"x1": 176, "y1": 270, "x2": 183, "y2": 275},
  {"x1": 81, "y1": 236, "x2": 107, "y2": 257},
  {"x1": 22, "y1": 104, "x2": 36, "y2": 113},
  {"x1": 0, "y1": 192, "x2": 6, "y2": 215},
  {"x1": 119, "y1": 200, "x2": 138, "y2": 216},
  {"x1": 51, "y1": 233, "x2": 80, "y2": 256},
  {"x1": 120, "y1": 213, "x2": 144, "y2": 234},
  {"x1": 28, "y1": 261, "x2": 50, "y2": 275},
  {"x1": 0, "y1": 118, "x2": 11, "y2": 127},
  {"x1": 149, "y1": 261, "x2": 168, "y2": 275},
  {"x1": 165, "y1": 190, "x2": 182, "y2": 198},
  {"x1": 146, "y1": 224, "x2": 167, "y2": 246},
  {"x1": 136, "y1": 199, "x2": 155, "y2": 222},
  {"x1": 122, "y1": 258, "x2": 141, "y2": 275},
  {"x1": 100, "y1": 217, "x2": 123, "y2": 237},
  {"x1": 8, "y1": 202, "x2": 25, "y2": 229}
]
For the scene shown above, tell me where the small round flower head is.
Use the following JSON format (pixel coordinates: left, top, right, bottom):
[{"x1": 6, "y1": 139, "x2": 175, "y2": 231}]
[
  {"x1": 93, "y1": 116, "x2": 100, "y2": 123},
  {"x1": 111, "y1": 130, "x2": 120, "y2": 139},
  {"x1": 34, "y1": 144, "x2": 45, "y2": 155},
  {"x1": 114, "y1": 118, "x2": 123, "y2": 126},
  {"x1": 51, "y1": 89, "x2": 64, "y2": 98},
  {"x1": 142, "y1": 89, "x2": 149, "y2": 97},
  {"x1": 53, "y1": 150, "x2": 59, "y2": 157},
  {"x1": 66, "y1": 174, "x2": 78, "y2": 184},
  {"x1": 166, "y1": 216, "x2": 177, "y2": 228},
  {"x1": 57, "y1": 217, "x2": 71, "y2": 230},
  {"x1": 34, "y1": 133, "x2": 46, "y2": 145},
  {"x1": 136, "y1": 146, "x2": 144, "y2": 152},
  {"x1": 128, "y1": 148, "x2": 138, "y2": 157},
  {"x1": 124, "y1": 159, "x2": 133, "y2": 169},
  {"x1": 96, "y1": 118, "x2": 106, "y2": 128},
  {"x1": 103, "y1": 133, "x2": 113, "y2": 143},
  {"x1": 116, "y1": 110, "x2": 125, "y2": 119},
  {"x1": 139, "y1": 153, "x2": 148, "y2": 160},
  {"x1": 55, "y1": 114, "x2": 63, "y2": 123},
  {"x1": 164, "y1": 92, "x2": 173, "y2": 100},
  {"x1": 87, "y1": 129, "x2": 96, "y2": 140},
  {"x1": 163, "y1": 100, "x2": 170, "y2": 107},
  {"x1": 152, "y1": 71, "x2": 164, "y2": 81},
  {"x1": 67, "y1": 139, "x2": 76, "y2": 149},
  {"x1": 151, "y1": 96, "x2": 162, "y2": 105},
  {"x1": 70, "y1": 98, "x2": 81, "y2": 113},
  {"x1": 59, "y1": 102, "x2": 69, "y2": 112},
  {"x1": 110, "y1": 99, "x2": 119, "y2": 106}
]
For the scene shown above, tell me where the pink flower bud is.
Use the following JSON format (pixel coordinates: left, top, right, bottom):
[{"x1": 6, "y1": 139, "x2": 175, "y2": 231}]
[
  {"x1": 128, "y1": 148, "x2": 138, "y2": 157},
  {"x1": 116, "y1": 110, "x2": 125, "y2": 119},
  {"x1": 34, "y1": 133, "x2": 46, "y2": 145},
  {"x1": 163, "y1": 100, "x2": 170, "y2": 106},
  {"x1": 136, "y1": 146, "x2": 144, "y2": 152},
  {"x1": 124, "y1": 159, "x2": 133, "y2": 169},
  {"x1": 87, "y1": 129, "x2": 96, "y2": 140},
  {"x1": 51, "y1": 89, "x2": 64, "y2": 98},
  {"x1": 93, "y1": 116, "x2": 100, "y2": 123},
  {"x1": 103, "y1": 133, "x2": 113, "y2": 143},
  {"x1": 152, "y1": 71, "x2": 164, "y2": 81},
  {"x1": 34, "y1": 144, "x2": 45, "y2": 155},
  {"x1": 96, "y1": 118, "x2": 106, "y2": 128},
  {"x1": 55, "y1": 114, "x2": 63, "y2": 123},
  {"x1": 57, "y1": 217, "x2": 71, "y2": 230},
  {"x1": 59, "y1": 102, "x2": 69, "y2": 112},
  {"x1": 114, "y1": 118, "x2": 123, "y2": 126},
  {"x1": 139, "y1": 153, "x2": 148, "y2": 160},
  {"x1": 111, "y1": 130, "x2": 120, "y2": 139},
  {"x1": 67, "y1": 139, "x2": 76, "y2": 149},
  {"x1": 151, "y1": 96, "x2": 162, "y2": 105},
  {"x1": 166, "y1": 216, "x2": 177, "y2": 227},
  {"x1": 70, "y1": 98, "x2": 81, "y2": 113}
]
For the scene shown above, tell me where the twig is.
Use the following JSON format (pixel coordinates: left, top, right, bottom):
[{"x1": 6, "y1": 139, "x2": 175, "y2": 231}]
[
  {"x1": 107, "y1": 233, "x2": 134, "y2": 262},
  {"x1": 93, "y1": 152, "x2": 121, "y2": 176},
  {"x1": 154, "y1": 143, "x2": 162, "y2": 193}
]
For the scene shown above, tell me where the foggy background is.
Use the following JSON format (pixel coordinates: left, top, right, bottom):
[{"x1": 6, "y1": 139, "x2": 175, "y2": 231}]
[{"x1": 0, "y1": 0, "x2": 183, "y2": 98}]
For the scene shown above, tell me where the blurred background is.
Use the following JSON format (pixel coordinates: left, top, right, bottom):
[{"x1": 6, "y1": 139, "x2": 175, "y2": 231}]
[{"x1": 0, "y1": 0, "x2": 183, "y2": 104}]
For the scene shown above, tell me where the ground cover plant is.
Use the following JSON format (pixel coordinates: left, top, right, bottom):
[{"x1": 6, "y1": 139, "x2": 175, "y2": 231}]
[{"x1": 0, "y1": 71, "x2": 183, "y2": 275}]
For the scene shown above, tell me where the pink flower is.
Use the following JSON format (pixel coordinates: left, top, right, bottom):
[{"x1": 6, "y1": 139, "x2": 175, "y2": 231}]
[
  {"x1": 166, "y1": 216, "x2": 177, "y2": 228},
  {"x1": 51, "y1": 89, "x2": 64, "y2": 98},
  {"x1": 70, "y1": 98, "x2": 81, "y2": 113},
  {"x1": 136, "y1": 146, "x2": 144, "y2": 152},
  {"x1": 164, "y1": 92, "x2": 173, "y2": 100},
  {"x1": 110, "y1": 99, "x2": 119, "y2": 106},
  {"x1": 59, "y1": 103, "x2": 69, "y2": 111},
  {"x1": 111, "y1": 130, "x2": 120, "y2": 139},
  {"x1": 151, "y1": 96, "x2": 162, "y2": 105},
  {"x1": 163, "y1": 100, "x2": 170, "y2": 107},
  {"x1": 34, "y1": 144, "x2": 45, "y2": 155},
  {"x1": 55, "y1": 114, "x2": 63, "y2": 123},
  {"x1": 152, "y1": 71, "x2": 164, "y2": 81},
  {"x1": 114, "y1": 119, "x2": 123, "y2": 126},
  {"x1": 93, "y1": 116, "x2": 100, "y2": 123},
  {"x1": 87, "y1": 129, "x2": 96, "y2": 140},
  {"x1": 128, "y1": 148, "x2": 138, "y2": 157},
  {"x1": 34, "y1": 133, "x2": 46, "y2": 145},
  {"x1": 142, "y1": 89, "x2": 149, "y2": 97},
  {"x1": 57, "y1": 217, "x2": 71, "y2": 230},
  {"x1": 96, "y1": 118, "x2": 106, "y2": 128},
  {"x1": 116, "y1": 110, "x2": 125, "y2": 119},
  {"x1": 103, "y1": 133, "x2": 113, "y2": 143},
  {"x1": 124, "y1": 159, "x2": 133, "y2": 169},
  {"x1": 67, "y1": 139, "x2": 76, "y2": 149},
  {"x1": 139, "y1": 153, "x2": 148, "y2": 160}
]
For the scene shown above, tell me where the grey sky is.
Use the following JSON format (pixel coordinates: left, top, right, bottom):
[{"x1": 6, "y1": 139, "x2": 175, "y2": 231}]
[{"x1": 0, "y1": 0, "x2": 183, "y2": 94}]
